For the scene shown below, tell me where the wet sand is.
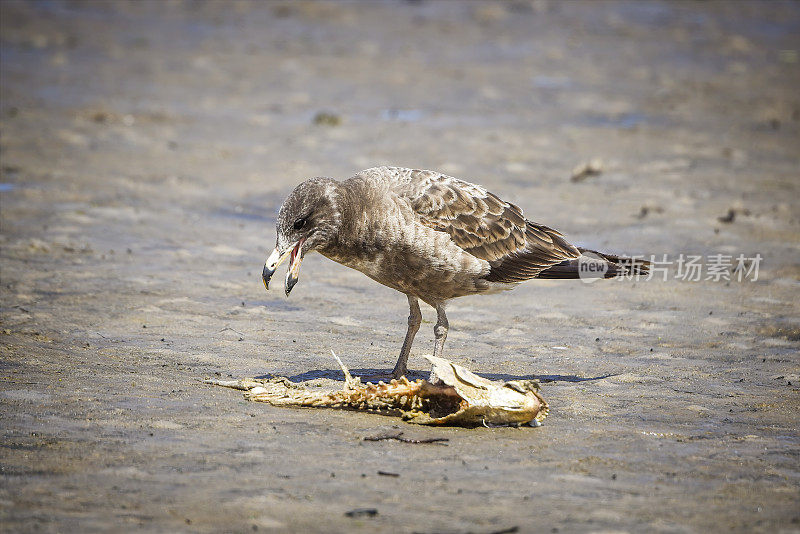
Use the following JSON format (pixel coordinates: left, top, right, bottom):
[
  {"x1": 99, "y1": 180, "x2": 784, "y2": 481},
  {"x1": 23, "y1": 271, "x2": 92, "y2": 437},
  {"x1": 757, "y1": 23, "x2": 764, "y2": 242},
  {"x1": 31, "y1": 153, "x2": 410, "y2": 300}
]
[{"x1": 1, "y1": 1, "x2": 799, "y2": 532}]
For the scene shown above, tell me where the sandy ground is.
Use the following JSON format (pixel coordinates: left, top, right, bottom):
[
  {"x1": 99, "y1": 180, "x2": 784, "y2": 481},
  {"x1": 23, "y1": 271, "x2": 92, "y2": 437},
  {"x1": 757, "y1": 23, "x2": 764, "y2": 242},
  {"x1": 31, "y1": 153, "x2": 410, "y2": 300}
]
[{"x1": 1, "y1": 1, "x2": 799, "y2": 532}]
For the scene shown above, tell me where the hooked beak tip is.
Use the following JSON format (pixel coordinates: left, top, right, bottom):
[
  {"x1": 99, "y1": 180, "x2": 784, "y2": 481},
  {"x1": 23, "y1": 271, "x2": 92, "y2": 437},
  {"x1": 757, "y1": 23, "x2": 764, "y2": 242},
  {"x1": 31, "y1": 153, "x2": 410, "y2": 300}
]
[
  {"x1": 262, "y1": 263, "x2": 275, "y2": 291},
  {"x1": 285, "y1": 275, "x2": 297, "y2": 296}
]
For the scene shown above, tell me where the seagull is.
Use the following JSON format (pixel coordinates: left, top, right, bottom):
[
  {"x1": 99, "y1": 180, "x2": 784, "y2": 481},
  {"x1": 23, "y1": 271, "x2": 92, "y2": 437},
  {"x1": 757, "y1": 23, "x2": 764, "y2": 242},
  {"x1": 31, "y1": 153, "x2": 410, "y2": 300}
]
[{"x1": 262, "y1": 166, "x2": 647, "y2": 378}]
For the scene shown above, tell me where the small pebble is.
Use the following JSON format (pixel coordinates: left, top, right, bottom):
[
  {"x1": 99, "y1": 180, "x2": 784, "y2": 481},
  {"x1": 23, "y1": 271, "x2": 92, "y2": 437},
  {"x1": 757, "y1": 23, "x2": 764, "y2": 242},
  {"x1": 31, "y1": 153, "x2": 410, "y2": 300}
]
[
  {"x1": 570, "y1": 158, "x2": 603, "y2": 182},
  {"x1": 345, "y1": 508, "x2": 378, "y2": 518},
  {"x1": 313, "y1": 111, "x2": 341, "y2": 126}
]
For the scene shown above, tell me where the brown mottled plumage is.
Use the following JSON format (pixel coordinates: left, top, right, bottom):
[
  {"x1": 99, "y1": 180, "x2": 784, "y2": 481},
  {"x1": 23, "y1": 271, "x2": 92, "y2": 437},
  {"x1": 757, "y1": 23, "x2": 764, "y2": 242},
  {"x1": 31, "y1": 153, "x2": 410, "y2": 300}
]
[{"x1": 262, "y1": 166, "x2": 648, "y2": 378}]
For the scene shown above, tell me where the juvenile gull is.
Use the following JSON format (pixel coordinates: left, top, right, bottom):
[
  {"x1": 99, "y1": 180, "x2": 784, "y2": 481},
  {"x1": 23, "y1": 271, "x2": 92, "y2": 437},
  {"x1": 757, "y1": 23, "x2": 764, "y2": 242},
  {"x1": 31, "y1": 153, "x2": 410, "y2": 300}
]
[{"x1": 263, "y1": 166, "x2": 648, "y2": 378}]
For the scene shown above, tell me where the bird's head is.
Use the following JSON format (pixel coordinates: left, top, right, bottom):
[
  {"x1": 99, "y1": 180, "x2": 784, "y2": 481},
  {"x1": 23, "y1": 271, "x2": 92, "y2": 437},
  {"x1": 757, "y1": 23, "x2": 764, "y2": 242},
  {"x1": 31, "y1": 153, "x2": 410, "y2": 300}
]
[{"x1": 262, "y1": 177, "x2": 340, "y2": 296}]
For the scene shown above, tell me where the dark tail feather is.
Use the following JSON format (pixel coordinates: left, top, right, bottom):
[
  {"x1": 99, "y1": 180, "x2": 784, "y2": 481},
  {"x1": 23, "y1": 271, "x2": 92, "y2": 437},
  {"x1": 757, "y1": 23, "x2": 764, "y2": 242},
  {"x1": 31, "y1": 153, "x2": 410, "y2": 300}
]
[
  {"x1": 537, "y1": 248, "x2": 650, "y2": 280},
  {"x1": 536, "y1": 259, "x2": 584, "y2": 279}
]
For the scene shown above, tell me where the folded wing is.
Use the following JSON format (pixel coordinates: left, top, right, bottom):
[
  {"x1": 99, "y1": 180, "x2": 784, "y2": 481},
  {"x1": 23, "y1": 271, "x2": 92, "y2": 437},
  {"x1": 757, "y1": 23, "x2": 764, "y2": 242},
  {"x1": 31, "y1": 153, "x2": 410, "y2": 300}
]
[{"x1": 387, "y1": 167, "x2": 581, "y2": 283}]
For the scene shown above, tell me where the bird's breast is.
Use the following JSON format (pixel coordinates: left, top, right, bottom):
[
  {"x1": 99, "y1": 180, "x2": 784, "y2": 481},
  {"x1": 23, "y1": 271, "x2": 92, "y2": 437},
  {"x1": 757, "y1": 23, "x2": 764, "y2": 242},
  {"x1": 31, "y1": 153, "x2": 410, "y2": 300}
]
[{"x1": 319, "y1": 212, "x2": 490, "y2": 301}]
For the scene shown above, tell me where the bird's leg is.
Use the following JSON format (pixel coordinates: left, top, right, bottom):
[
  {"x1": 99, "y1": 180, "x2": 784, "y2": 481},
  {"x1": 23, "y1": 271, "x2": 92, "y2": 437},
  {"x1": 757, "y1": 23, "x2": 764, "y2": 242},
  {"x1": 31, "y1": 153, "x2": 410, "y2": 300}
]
[
  {"x1": 428, "y1": 303, "x2": 449, "y2": 383},
  {"x1": 391, "y1": 295, "x2": 422, "y2": 379},
  {"x1": 433, "y1": 303, "x2": 449, "y2": 359}
]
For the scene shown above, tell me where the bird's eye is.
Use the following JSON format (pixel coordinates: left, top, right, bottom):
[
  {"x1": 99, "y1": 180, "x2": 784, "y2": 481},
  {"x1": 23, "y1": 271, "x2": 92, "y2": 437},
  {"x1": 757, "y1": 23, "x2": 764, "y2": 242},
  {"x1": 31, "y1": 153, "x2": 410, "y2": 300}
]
[{"x1": 293, "y1": 217, "x2": 306, "y2": 230}]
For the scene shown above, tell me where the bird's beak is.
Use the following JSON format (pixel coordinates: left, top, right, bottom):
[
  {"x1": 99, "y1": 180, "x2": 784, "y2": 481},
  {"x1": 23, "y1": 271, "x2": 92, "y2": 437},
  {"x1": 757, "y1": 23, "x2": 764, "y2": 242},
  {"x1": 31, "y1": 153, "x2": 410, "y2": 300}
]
[
  {"x1": 262, "y1": 247, "x2": 292, "y2": 291},
  {"x1": 284, "y1": 238, "x2": 306, "y2": 296},
  {"x1": 261, "y1": 238, "x2": 306, "y2": 295}
]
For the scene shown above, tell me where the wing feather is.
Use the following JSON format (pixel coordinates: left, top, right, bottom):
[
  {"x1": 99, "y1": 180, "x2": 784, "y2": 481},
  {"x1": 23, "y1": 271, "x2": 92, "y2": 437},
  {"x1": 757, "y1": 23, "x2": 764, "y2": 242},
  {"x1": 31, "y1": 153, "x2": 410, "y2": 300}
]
[{"x1": 375, "y1": 167, "x2": 580, "y2": 283}]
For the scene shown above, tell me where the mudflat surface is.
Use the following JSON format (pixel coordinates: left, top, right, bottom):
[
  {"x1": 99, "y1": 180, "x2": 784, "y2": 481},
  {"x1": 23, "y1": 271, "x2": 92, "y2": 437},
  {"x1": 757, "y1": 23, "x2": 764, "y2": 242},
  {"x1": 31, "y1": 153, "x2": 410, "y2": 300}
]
[{"x1": 1, "y1": 1, "x2": 799, "y2": 532}]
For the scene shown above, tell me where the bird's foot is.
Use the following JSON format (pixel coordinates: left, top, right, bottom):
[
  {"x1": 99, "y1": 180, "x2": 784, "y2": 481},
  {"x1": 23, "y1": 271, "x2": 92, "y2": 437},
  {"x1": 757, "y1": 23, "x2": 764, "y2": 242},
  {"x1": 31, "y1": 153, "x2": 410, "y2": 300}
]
[{"x1": 390, "y1": 367, "x2": 407, "y2": 381}]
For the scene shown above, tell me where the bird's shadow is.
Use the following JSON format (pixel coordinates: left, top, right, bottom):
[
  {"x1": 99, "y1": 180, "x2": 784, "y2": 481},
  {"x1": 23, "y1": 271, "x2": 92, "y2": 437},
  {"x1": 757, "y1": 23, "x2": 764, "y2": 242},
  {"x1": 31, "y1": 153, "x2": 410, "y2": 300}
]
[{"x1": 257, "y1": 368, "x2": 616, "y2": 384}]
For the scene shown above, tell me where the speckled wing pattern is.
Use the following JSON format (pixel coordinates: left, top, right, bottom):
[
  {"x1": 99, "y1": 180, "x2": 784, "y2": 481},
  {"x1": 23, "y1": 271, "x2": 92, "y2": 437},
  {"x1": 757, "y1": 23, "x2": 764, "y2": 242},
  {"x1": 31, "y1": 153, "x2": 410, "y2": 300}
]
[{"x1": 386, "y1": 167, "x2": 581, "y2": 283}]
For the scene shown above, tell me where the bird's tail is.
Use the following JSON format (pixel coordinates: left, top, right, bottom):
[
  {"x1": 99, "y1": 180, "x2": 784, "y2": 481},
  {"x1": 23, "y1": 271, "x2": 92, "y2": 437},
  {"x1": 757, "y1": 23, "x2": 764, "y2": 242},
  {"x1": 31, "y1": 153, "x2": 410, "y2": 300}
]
[{"x1": 537, "y1": 247, "x2": 650, "y2": 280}]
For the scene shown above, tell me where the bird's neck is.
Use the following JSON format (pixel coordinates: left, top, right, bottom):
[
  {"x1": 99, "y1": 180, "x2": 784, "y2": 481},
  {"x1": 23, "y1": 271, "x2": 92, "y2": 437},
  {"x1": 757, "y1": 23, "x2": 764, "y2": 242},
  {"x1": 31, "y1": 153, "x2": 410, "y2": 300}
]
[{"x1": 318, "y1": 177, "x2": 388, "y2": 264}]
